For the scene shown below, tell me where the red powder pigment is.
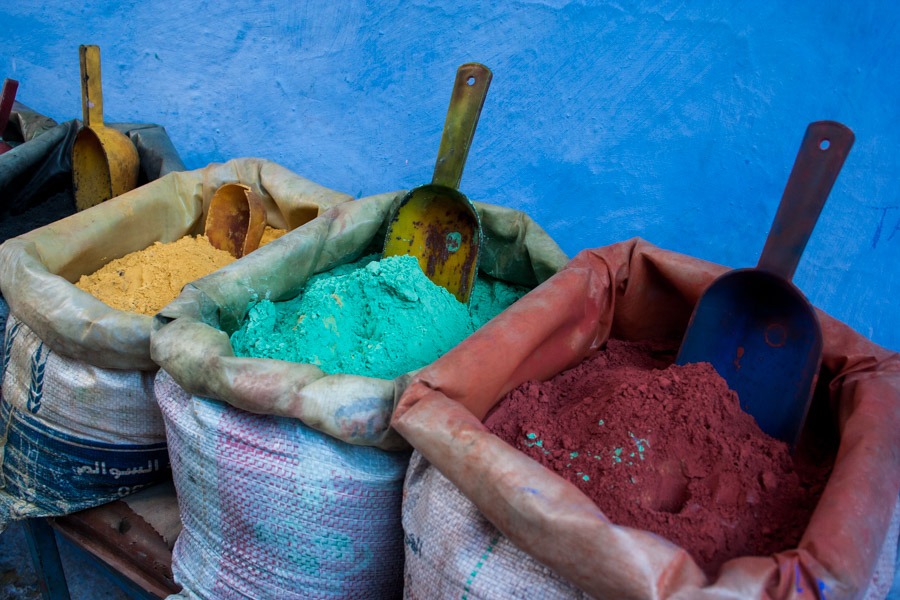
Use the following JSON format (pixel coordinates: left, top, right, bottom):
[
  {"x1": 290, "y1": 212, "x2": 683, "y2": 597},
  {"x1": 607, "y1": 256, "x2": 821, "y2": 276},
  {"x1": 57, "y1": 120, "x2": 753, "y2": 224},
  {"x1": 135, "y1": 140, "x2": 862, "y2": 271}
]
[{"x1": 484, "y1": 338, "x2": 832, "y2": 575}]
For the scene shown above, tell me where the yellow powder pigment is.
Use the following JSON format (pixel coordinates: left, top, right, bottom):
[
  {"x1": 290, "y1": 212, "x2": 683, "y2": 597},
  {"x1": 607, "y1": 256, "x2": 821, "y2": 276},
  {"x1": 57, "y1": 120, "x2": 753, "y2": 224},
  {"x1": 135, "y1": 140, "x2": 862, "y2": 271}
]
[
  {"x1": 259, "y1": 226, "x2": 287, "y2": 245},
  {"x1": 76, "y1": 227, "x2": 286, "y2": 316}
]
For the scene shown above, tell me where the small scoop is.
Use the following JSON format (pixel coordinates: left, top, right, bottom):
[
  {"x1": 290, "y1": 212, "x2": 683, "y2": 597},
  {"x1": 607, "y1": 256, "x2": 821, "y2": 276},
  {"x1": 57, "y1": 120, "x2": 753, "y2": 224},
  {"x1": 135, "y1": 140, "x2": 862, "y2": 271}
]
[
  {"x1": 676, "y1": 121, "x2": 854, "y2": 446},
  {"x1": 383, "y1": 63, "x2": 492, "y2": 303},
  {"x1": 0, "y1": 78, "x2": 19, "y2": 154},
  {"x1": 204, "y1": 183, "x2": 267, "y2": 258},
  {"x1": 72, "y1": 45, "x2": 140, "y2": 211}
]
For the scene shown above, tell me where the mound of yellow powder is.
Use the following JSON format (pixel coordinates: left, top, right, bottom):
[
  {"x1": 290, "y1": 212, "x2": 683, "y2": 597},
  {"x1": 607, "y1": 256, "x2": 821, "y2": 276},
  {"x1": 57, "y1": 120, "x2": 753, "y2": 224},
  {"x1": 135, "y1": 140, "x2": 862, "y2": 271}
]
[
  {"x1": 75, "y1": 227, "x2": 286, "y2": 316},
  {"x1": 260, "y1": 226, "x2": 287, "y2": 245},
  {"x1": 75, "y1": 235, "x2": 235, "y2": 315}
]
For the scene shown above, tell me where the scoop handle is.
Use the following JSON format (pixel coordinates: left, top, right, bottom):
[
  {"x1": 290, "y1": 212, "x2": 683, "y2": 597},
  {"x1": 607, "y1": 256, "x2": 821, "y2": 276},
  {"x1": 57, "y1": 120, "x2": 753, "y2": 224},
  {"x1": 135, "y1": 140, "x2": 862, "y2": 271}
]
[
  {"x1": 431, "y1": 63, "x2": 492, "y2": 190},
  {"x1": 756, "y1": 120, "x2": 854, "y2": 280},
  {"x1": 0, "y1": 78, "x2": 19, "y2": 135},
  {"x1": 79, "y1": 45, "x2": 105, "y2": 127}
]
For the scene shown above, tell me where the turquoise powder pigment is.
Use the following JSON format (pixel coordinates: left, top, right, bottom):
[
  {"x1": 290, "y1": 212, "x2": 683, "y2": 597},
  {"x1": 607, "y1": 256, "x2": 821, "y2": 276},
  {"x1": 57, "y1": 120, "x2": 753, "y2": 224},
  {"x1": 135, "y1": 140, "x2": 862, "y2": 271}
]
[{"x1": 230, "y1": 254, "x2": 528, "y2": 379}]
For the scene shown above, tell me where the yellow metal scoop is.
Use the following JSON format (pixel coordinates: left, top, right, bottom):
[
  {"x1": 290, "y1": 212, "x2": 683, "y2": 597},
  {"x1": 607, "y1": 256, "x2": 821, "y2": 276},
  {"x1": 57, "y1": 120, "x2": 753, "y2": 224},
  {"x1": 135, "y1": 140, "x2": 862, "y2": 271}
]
[
  {"x1": 204, "y1": 183, "x2": 267, "y2": 258},
  {"x1": 72, "y1": 45, "x2": 140, "y2": 211},
  {"x1": 383, "y1": 63, "x2": 492, "y2": 304}
]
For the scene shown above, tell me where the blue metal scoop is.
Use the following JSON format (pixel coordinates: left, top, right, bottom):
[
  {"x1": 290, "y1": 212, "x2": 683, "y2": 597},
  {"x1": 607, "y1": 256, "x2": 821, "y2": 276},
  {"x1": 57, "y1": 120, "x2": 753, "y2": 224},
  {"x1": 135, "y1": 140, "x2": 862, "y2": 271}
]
[{"x1": 676, "y1": 121, "x2": 854, "y2": 446}]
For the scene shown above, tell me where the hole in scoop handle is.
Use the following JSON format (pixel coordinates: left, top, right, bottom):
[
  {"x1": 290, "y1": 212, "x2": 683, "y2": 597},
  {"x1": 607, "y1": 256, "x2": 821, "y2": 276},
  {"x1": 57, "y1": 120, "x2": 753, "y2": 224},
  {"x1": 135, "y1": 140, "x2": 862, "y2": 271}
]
[
  {"x1": 79, "y1": 45, "x2": 105, "y2": 128},
  {"x1": 431, "y1": 63, "x2": 493, "y2": 190},
  {"x1": 756, "y1": 120, "x2": 854, "y2": 281}
]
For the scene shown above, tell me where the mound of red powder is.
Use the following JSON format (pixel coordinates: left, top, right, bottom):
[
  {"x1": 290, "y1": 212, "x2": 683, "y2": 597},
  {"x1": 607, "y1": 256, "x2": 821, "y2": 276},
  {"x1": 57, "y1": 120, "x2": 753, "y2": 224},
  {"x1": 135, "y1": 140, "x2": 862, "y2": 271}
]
[{"x1": 484, "y1": 338, "x2": 832, "y2": 575}]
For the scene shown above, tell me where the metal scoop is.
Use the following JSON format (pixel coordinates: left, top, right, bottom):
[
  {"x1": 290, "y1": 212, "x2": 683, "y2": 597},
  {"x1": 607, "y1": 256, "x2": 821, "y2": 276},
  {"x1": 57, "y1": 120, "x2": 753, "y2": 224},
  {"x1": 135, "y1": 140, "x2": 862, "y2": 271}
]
[
  {"x1": 676, "y1": 121, "x2": 854, "y2": 446},
  {"x1": 72, "y1": 45, "x2": 140, "y2": 211},
  {"x1": 383, "y1": 63, "x2": 492, "y2": 303},
  {"x1": 204, "y1": 183, "x2": 267, "y2": 258},
  {"x1": 0, "y1": 78, "x2": 19, "y2": 154}
]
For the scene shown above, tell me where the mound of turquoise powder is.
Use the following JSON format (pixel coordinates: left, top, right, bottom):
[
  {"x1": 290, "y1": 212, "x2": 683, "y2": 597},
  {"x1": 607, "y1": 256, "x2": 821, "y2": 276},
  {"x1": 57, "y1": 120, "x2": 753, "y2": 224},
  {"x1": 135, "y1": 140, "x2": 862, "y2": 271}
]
[{"x1": 230, "y1": 254, "x2": 529, "y2": 379}]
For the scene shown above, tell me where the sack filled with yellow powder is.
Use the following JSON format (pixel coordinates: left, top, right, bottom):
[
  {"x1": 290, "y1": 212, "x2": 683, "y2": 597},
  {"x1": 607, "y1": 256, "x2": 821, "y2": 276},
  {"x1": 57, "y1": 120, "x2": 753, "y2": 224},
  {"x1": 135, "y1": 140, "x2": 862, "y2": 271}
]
[
  {"x1": 0, "y1": 158, "x2": 350, "y2": 531},
  {"x1": 75, "y1": 229, "x2": 284, "y2": 316}
]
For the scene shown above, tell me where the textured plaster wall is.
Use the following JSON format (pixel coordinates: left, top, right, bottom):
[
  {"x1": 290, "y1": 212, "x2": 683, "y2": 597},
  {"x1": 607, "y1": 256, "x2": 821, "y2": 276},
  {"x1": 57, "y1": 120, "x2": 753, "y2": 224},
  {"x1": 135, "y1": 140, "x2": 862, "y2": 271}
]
[{"x1": 2, "y1": 1, "x2": 899, "y2": 349}]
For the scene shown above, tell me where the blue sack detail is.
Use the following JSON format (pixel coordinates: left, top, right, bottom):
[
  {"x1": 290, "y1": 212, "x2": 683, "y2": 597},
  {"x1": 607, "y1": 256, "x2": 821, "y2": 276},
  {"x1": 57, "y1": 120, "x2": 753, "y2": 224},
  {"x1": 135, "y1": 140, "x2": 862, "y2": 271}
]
[
  {"x1": 0, "y1": 319, "x2": 20, "y2": 391},
  {"x1": 27, "y1": 342, "x2": 47, "y2": 414}
]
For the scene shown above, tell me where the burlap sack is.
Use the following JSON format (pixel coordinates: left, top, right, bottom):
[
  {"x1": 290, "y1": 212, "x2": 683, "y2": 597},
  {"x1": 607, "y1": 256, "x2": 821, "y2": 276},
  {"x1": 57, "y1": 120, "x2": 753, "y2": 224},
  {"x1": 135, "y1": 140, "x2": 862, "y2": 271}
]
[
  {"x1": 392, "y1": 238, "x2": 900, "y2": 600},
  {"x1": 0, "y1": 158, "x2": 350, "y2": 530},
  {"x1": 149, "y1": 192, "x2": 569, "y2": 598}
]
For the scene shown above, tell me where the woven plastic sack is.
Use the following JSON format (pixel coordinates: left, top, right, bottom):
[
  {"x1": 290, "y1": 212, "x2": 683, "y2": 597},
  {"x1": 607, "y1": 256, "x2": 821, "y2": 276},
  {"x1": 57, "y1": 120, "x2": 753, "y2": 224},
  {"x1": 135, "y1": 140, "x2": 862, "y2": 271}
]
[
  {"x1": 401, "y1": 450, "x2": 591, "y2": 598},
  {"x1": 402, "y1": 454, "x2": 900, "y2": 600},
  {"x1": 393, "y1": 238, "x2": 900, "y2": 600},
  {"x1": 149, "y1": 192, "x2": 569, "y2": 597},
  {"x1": 1, "y1": 314, "x2": 165, "y2": 516},
  {"x1": 156, "y1": 369, "x2": 411, "y2": 599},
  {"x1": 0, "y1": 159, "x2": 351, "y2": 531}
]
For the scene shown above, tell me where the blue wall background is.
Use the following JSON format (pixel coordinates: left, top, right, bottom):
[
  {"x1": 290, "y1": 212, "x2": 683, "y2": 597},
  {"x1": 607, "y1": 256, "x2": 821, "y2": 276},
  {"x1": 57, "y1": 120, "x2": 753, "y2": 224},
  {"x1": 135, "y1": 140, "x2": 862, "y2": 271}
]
[{"x1": 2, "y1": 1, "x2": 899, "y2": 350}]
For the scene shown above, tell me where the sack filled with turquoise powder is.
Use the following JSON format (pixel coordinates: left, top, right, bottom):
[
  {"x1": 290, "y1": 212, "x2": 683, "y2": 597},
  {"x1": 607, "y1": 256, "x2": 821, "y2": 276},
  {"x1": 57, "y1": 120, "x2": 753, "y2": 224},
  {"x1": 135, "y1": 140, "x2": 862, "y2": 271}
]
[
  {"x1": 150, "y1": 191, "x2": 567, "y2": 598},
  {"x1": 151, "y1": 191, "x2": 567, "y2": 450}
]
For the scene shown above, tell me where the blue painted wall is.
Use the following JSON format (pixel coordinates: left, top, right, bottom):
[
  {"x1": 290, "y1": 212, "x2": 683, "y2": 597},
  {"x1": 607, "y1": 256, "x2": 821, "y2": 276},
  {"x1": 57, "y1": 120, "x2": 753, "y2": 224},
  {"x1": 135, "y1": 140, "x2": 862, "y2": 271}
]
[{"x1": 3, "y1": 1, "x2": 899, "y2": 350}]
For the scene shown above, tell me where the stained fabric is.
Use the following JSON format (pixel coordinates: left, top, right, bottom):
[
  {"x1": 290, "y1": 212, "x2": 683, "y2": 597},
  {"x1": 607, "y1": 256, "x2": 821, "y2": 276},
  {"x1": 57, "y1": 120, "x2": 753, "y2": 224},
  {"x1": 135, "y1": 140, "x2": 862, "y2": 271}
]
[
  {"x1": 151, "y1": 193, "x2": 569, "y2": 450},
  {"x1": 0, "y1": 158, "x2": 352, "y2": 370},
  {"x1": 393, "y1": 238, "x2": 900, "y2": 600}
]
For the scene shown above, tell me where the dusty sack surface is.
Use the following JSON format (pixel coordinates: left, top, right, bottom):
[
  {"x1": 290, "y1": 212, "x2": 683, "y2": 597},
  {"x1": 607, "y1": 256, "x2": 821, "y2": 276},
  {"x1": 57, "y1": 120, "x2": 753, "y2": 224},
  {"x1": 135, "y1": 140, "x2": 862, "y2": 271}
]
[{"x1": 485, "y1": 338, "x2": 832, "y2": 575}]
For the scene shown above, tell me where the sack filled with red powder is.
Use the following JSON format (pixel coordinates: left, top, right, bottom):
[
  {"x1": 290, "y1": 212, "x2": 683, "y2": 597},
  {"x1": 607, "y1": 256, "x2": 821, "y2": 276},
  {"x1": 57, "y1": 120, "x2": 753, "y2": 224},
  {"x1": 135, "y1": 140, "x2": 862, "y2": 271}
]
[
  {"x1": 393, "y1": 238, "x2": 900, "y2": 599},
  {"x1": 484, "y1": 338, "x2": 831, "y2": 577}
]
